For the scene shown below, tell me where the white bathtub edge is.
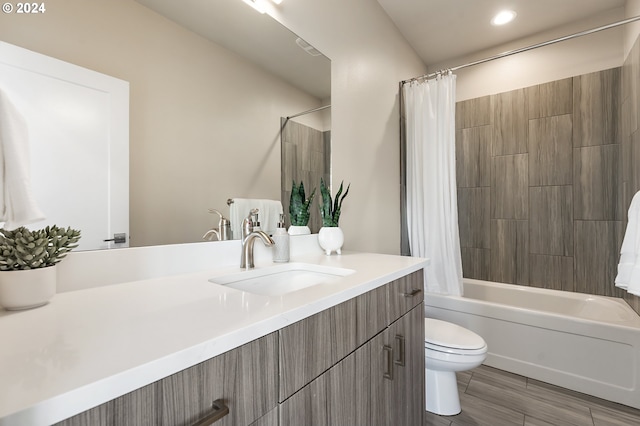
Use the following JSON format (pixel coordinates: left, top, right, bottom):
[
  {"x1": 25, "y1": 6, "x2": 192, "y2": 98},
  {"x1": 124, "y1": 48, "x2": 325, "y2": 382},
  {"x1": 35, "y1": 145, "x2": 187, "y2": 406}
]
[{"x1": 425, "y1": 282, "x2": 640, "y2": 410}]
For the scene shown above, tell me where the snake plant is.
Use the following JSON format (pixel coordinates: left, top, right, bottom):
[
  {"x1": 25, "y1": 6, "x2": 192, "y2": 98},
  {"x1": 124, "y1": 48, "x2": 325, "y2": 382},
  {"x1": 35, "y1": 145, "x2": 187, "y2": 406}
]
[
  {"x1": 0, "y1": 226, "x2": 81, "y2": 271},
  {"x1": 319, "y1": 178, "x2": 350, "y2": 227},
  {"x1": 289, "y1": 181, "x2": 316, "y2": 226}
]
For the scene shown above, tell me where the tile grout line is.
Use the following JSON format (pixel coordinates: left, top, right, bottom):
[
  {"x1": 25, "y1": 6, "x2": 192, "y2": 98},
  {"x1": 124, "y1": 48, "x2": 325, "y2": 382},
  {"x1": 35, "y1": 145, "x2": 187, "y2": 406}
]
[{"x1": 464, "y1": 371, "x2": 474, "y2": 394}]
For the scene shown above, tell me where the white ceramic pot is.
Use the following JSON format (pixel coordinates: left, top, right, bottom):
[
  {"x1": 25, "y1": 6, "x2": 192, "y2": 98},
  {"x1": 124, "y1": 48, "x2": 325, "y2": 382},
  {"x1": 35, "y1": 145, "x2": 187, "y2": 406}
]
[
  {"x1": 0, "y1": 266, "x2": 56, "y2": 310},
  {"x1": 318, "y1": 227, "x2": 344, "y2": 255},
  {"x1": 288, "y1": 225, "x2": 311, "y2": 236}
]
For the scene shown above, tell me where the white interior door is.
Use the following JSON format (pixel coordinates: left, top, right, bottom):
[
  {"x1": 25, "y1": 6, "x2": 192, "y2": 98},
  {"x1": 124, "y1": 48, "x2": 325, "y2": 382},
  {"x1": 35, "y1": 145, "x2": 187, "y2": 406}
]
[{"x1": 0, "y1": 41, "x2": 129, "y2": 250}]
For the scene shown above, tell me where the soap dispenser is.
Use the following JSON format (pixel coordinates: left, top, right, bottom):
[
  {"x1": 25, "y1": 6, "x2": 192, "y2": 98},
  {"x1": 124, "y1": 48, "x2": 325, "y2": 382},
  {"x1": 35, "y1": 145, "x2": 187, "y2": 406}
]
[{"x1": 272, "y1": 213, "x2": 290, "y2": 263}]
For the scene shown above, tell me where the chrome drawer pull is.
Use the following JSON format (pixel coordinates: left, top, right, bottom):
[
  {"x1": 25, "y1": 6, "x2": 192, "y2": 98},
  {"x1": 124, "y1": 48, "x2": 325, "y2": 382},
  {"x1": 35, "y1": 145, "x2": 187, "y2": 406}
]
[
  {"x1": 192, "y1": 399, "x2": 230, "y2": 425},
  {"x1": 383, "y1": 345, "x2": 393, "y2": 380},
  {"x1": 401, "y1": 288, "x2": 422, "y2": 297},
  {"x1": 394, "y1": 334, "x2": 405, "y2": 367}
]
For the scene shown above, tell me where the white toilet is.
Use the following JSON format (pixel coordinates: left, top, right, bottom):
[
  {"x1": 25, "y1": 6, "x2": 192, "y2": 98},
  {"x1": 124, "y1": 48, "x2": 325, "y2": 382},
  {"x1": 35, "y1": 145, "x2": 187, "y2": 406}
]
[{"x1": 424, "y1": 318, "x2": 487, "y2": 416}]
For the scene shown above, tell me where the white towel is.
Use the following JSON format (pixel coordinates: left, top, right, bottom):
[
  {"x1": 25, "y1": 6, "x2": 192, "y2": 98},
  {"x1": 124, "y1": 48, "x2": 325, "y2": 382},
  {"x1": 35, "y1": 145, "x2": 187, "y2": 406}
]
[
  {"x1": 615, "y1": 191, "x2": 640, "y2": 296},
  {"x1": 0, "y1": 88, "x2": 45, "y2": 230},
  {"x1": 229, "y1": 198, "x2": 283, "y2": 238}
]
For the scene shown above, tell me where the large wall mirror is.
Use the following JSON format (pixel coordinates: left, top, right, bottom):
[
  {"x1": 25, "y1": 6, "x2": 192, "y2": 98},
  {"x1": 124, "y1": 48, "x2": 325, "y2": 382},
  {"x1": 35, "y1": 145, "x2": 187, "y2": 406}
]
[{"x1": 0, "y1": 0, "x2": 330, "y2": 250}]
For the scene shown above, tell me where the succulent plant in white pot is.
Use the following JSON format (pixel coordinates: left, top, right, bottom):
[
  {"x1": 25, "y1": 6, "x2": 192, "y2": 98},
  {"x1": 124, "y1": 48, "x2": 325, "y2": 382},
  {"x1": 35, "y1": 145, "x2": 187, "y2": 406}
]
[
  {"x1": 318, "y1": 178, "x2": 350, "y2": 255},
  {"x1": 0, "y1": 225, "x2": 81, "y2": 310}
]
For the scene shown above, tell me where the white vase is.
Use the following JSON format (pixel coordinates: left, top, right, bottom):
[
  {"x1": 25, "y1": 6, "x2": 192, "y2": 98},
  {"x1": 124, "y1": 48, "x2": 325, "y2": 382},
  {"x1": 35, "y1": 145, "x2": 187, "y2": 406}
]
[
  {"x1": 288, "y1": 225, "x2": 311, "y2": 236},
  {"x1": 318, "y1": 227, "x2": 344, "y2": 255},
  {"x1": 0, "y1": 266, "x2": 57, "y2": 311}
]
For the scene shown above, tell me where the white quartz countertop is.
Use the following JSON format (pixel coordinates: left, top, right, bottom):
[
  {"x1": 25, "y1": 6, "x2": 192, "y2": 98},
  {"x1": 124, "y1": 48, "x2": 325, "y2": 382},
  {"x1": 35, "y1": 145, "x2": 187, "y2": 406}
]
[{"x1": 0, "y1": 250, "x2": 427, "y2": 425}]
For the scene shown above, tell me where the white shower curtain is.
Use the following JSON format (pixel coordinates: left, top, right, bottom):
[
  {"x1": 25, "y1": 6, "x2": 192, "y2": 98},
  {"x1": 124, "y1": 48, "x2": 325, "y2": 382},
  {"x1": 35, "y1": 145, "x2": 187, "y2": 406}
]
[{"x1": 403, "y1": 73, "x2": 463, "y2": 296}]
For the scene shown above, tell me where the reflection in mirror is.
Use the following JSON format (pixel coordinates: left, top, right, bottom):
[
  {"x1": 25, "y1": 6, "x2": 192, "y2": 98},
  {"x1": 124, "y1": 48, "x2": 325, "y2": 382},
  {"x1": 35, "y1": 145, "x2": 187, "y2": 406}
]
[
  {"x1": 0, "y1": 41, "x2": 129, "y2": 252},
  {"x1": 281, "y1": 107, "x2": 331, "y2": 234},
  {"x1": 0, "y1": 0, "x2": 330, "y2": 249}
]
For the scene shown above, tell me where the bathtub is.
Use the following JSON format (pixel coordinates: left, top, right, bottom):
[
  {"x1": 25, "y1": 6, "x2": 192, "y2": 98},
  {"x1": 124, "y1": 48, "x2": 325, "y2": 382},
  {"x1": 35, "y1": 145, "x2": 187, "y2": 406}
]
[{"x1": 425, "y1": 278, "x2": 640, "y2": 409}]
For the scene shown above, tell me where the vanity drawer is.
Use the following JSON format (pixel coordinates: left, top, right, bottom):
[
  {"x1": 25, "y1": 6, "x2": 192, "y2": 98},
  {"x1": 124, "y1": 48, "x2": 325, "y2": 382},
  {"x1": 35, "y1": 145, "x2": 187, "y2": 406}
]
[
  {"x1": 278, "y1": 270, "x2": 424, "y2": 402},
  {"x1": 387, "y1": 270, "x2": 424, "y2": 322},
  {"x1": 57, "y1": 332, "x2": 278, "y2": 426}
]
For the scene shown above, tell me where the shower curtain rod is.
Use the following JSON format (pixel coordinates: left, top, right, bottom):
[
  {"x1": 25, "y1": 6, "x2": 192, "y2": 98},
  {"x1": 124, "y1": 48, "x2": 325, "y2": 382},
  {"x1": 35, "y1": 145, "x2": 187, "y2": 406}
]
[
  {"x1": 401, "y1": 15, "x2": 640, "y2": 85},
  {"x1": 285, "y1": 104, "x2": 331, "y2": 120}
]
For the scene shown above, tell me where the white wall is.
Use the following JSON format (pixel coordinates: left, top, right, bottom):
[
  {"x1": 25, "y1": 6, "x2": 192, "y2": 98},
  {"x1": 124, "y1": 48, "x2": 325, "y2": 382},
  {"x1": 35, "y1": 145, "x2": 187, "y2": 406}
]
[
  {"x1": 270, "y1": 0, "x2": 426, "y2": 254},
  {"x1": 429, "y1": 7, "x2": 626, "y2": 101}
]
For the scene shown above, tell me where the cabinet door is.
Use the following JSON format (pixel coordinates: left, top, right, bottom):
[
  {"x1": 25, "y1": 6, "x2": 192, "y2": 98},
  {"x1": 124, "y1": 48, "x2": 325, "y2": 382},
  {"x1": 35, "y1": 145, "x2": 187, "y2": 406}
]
[
  {"x1": 389, "y1": 303, "x2": 425, "y2": 425},
  {"x1": 369, "y1": 303, "x2": 425, "y2": 426},
  {"x1": 279, "y1": 337, "x2": 371, "y2": 426},
  {"x1": 56, "y1": 333, "x2": 278, "y2": 426},
  {"x1": 369, "y1": 329, "x2": 393, "y2": 426}
]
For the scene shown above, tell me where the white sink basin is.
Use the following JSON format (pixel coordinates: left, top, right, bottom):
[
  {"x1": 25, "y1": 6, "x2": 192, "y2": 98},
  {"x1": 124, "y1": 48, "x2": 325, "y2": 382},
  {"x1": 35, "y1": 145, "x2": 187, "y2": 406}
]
[{"x1": 209, "y1": 263, "x2": 355, "y2": 296}]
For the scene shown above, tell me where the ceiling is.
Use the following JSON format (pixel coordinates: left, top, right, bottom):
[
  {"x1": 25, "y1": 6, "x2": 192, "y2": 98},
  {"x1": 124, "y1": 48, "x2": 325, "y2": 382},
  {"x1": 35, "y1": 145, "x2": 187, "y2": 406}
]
[
  {"x1": 376, "y1": 0, "x2": 626, "y2": 67},
  {"x1": 135, "y1": 0, "x2": 628, "y2": 99}
]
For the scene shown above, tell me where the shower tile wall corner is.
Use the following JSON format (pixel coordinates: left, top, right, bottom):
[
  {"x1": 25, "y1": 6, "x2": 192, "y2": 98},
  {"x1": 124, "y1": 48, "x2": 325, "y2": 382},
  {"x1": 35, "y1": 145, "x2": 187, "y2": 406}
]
[{"x1": 456, "y1": 61, "x2": 640, "y2": 313}]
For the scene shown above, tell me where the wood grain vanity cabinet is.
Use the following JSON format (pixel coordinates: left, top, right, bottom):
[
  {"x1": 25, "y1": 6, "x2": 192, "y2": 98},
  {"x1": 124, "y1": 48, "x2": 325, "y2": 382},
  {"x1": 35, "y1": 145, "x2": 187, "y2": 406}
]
[
  {"x1": 279, "y1": 270, "x2": 425, "y2": 426},
  {"x1": 55, "y1": 270, "x2": 424, "y2": 426},
  {"x1": 56, "y1": 333, "x2": 278, "y2": 426}
]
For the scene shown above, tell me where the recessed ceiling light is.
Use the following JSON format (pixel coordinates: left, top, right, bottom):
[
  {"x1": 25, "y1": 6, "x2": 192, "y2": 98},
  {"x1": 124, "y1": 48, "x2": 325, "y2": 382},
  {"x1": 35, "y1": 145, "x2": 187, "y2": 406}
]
[{"x1": 491, "y1": 10, "x2": 517, "y2": 26}]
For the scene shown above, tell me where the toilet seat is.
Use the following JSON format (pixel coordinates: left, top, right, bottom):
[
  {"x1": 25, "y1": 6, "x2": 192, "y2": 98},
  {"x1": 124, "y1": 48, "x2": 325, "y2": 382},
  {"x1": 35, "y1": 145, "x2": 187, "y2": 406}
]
[
  {"x1": 425, "y1": 340, "x2": 487, "y2": 355},
  {"x1": 424, "y1": 318, "x2": 486, "y2": 354}
]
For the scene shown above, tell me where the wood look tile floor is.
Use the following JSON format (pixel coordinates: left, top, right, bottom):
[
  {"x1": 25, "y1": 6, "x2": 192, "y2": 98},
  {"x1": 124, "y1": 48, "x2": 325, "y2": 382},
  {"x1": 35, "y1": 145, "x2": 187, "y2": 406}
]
[{"x1": 425, "y1": 365, "x2": 640, "y2": 426}]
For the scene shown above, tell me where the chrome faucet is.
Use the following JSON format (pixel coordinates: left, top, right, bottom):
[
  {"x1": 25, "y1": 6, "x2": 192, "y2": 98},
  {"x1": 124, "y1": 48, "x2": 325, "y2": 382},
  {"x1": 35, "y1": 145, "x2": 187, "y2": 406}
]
[
  {"x1": 203, "y1": 209, "x2": 233, "y2": 241},
  {"x1": 241, "y1": 209, "x2": 274, "y2": 269},
  {"x1": 203, "y1": 229, "x2": 220, "y2": 241}
]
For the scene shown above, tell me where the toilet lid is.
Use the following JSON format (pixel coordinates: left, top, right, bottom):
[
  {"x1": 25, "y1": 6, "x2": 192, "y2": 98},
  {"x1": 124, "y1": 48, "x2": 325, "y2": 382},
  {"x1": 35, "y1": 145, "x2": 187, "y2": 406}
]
[{"x1": 424, "y1": 318, "x2": 486, "y2": 350}]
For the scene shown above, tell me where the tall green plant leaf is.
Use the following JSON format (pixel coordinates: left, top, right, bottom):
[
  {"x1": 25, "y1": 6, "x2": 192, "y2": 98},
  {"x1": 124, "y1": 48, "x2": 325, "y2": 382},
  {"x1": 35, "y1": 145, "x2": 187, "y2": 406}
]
[
  {"x1": 319, "y1": 178, "x2": 350, "y2": 227},
  {"x1": 289, "y1": 180, "x2": 315, "y2": 226}
]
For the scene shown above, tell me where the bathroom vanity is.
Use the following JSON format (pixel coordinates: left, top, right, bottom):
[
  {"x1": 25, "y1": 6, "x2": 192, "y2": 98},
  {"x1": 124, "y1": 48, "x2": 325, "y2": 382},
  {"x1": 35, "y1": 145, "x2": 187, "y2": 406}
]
[{"x1": 0, "y1": 237, "x2": 427, "y2": 425}]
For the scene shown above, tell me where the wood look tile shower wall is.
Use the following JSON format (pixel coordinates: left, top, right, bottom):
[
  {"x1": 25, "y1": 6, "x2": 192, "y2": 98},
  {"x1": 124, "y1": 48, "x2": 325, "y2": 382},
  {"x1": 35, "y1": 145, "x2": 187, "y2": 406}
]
[
  {"x1": 456, "y1": 64, "x2": 640, "y2": 313},
  {"x1": 281, "y1": 119, "x2": 331, "y2": 233},
  {"x1": 621, "y1": 36, "x2": 640, "y2": 314}
]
